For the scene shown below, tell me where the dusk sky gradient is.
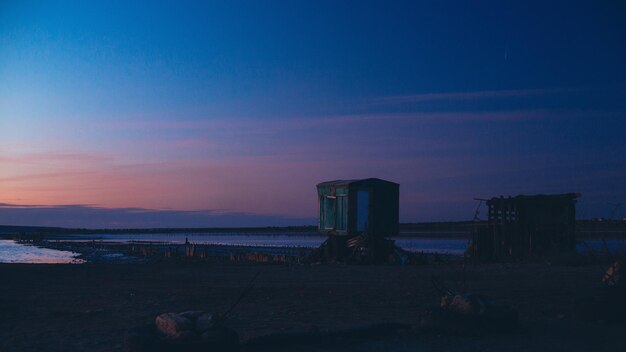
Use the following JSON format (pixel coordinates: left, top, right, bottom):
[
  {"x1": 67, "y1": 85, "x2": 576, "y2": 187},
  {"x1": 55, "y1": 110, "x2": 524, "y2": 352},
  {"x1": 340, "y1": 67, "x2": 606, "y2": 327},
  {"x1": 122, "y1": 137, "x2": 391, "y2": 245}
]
[{"x1": 1, "y1": 0, "x2": 626, "y2": 227}]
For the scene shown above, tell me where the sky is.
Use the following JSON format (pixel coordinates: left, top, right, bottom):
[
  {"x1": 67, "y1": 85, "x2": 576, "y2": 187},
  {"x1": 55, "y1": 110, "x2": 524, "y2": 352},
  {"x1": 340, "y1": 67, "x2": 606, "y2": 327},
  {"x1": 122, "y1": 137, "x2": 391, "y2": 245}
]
[{"x1": 1, "y1": 0, "x2": 626, "y2": 228}]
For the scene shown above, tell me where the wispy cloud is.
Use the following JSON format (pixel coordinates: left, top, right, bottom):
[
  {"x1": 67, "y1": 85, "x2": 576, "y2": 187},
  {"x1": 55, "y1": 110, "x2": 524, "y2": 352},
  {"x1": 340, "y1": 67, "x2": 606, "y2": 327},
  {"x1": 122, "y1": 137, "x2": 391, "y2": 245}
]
[
  {"x1": 2, "y1": 85, "x2": 623, "y2": 224},
  {"x1": 372, "y1": 86, "x2": 586, "y2": 105},
  {"x1": 0, "y1": 152, "x2": 115, "y2": 166},
  {"x1": 0, "y1": 171, "x2": 96, "y2": 183},
  {"x1": 86, "y1": 109, "x2": 580, "y2": 143},
  {"x1": 298, "y1": 109, "x2": 577, "y2": 125},
  {"x1": 0, "y1": 203, "x2": 315, "y2": 228}
]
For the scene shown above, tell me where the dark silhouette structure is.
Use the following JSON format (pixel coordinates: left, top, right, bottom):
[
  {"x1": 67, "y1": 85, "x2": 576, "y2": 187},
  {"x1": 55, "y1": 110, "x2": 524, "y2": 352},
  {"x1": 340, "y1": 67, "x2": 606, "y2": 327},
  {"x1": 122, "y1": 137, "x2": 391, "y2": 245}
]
[
  {"x1": 471, "y1": 193, "x2": 579, "y2": 261},
  {"x1": 313, "y1": 178, "x2": 402, "y2": 263},
  {"x1": 316, "y1": 178, "x2": 399, "y2": 237}
]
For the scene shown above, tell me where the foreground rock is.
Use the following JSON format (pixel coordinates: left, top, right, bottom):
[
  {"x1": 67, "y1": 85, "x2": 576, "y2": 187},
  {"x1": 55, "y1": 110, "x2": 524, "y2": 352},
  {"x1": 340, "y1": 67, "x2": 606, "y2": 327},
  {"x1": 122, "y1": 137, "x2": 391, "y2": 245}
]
[
  {"x1": 125, "y1": 310, "x2": 239, "y2": 352},
  {"x1": 602, "y1": 260, "x2": 622, "y2": 287},
  {"x1": 155, "y1": 313, "x2": 194, "y2": 339},
  {"x1": 419, "y1": 293, "x2": 518, "y2": 335}
]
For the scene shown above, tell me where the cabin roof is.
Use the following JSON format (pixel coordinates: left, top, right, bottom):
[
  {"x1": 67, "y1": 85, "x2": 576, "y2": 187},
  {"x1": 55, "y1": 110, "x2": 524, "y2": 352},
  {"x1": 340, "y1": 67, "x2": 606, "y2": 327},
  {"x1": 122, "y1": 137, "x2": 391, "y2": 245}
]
[{"x1": 316, "y1": 178, "x2": 399, "y2": 188}]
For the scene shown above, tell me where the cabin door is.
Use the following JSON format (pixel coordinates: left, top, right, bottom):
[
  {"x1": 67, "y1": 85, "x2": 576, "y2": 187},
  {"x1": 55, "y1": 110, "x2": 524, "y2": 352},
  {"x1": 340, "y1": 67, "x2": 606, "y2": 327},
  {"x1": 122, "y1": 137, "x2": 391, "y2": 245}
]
[
  {"x1": 356, "y1": 191, "x2": 369, "y2": 233},
  {"x1": 323, "y1": 196, "x2": 336, "y2": 230}
]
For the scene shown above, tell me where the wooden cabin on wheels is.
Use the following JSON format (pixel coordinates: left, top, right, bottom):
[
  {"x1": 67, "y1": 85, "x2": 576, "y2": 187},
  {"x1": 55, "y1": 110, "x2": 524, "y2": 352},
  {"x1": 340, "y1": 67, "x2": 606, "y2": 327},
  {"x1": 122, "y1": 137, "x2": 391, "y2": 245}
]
[
  {"x1": 314, "y1": 178, "x2": 401, "y2": 263},
  {"x1": 317, "y1": 178, "x2": 399, "y2": 238}
]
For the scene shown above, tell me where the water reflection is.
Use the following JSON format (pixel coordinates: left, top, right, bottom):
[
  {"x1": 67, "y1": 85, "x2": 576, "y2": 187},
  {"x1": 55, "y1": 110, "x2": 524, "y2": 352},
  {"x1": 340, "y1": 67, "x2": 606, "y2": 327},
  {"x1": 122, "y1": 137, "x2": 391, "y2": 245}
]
[{"x1": 0, "y1": 240, "x2": 84, "y2": 264}]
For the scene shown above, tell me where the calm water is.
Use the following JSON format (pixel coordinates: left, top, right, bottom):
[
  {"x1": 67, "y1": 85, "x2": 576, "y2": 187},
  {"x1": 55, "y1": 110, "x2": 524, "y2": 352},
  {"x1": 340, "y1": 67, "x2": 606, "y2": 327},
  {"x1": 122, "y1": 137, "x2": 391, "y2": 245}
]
[
  {"x1": 3, "y1": 233, "x2": 623, "y2": 264},
  {"x1": 64, "y1": 233, "x2": 626, "y2": 255},
  {"x1": 576, "y1": 239, "x2": 626, "y2": 254},
  {"x1": 0, "y1": 240, "x2": 84, "y2": 264},
  {"x1": 58, "y1": 232, "x2": 327, "y2": 247},
  {"x1": 51, "y1": 232, "x2": 626, "y2": 255},
  {"x1": 54, "y1": 232, "x2": 471, "y2": 255}
]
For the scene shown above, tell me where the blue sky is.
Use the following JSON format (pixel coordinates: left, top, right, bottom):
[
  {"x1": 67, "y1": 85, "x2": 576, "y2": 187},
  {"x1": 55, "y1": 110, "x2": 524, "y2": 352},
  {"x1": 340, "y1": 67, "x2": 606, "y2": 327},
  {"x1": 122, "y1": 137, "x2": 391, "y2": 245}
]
[{"x1": 1, "y1": 0, "x2": 625, "y2": 227}]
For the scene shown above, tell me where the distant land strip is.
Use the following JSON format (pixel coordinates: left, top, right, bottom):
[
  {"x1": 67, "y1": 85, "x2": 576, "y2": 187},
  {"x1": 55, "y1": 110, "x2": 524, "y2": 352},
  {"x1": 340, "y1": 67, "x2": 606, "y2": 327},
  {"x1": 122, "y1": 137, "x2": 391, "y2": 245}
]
[{"x1": 1, "y1": 220, "x2": 625, "y2": 237}]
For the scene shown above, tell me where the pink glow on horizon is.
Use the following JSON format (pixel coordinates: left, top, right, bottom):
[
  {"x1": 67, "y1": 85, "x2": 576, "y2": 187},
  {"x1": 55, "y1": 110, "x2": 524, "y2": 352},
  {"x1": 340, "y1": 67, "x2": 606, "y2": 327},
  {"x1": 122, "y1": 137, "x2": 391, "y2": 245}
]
[
  {"x1": 2, "y1": 106, "x2": 618, "y2": 223},
  {"x1": 1, "y1": 148, "x2": 465, "y2": 219}
]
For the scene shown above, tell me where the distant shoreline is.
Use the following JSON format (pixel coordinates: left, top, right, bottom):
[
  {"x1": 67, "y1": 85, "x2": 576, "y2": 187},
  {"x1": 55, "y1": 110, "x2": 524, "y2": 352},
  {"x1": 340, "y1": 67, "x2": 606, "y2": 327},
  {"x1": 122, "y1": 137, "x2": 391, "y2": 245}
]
[{"x1": 1, "y1": 220, "x2": 625, "y2": 238}]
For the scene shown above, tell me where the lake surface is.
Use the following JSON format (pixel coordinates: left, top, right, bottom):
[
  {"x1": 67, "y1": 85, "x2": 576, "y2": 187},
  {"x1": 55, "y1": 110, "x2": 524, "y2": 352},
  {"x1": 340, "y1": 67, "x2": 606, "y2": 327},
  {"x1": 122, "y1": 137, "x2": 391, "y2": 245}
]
[
  {"x1": 3, "y1": 233, "x2": 624, "y2": 264},
  {"x1": 576, "y1": 239, "x2": 626, "y2": 254},
  {"x1": 50, "y1": 232, "x2": 626, "y2": 255},
  {"x1": 53, "y1": 232, "x2": 471, "y2": 255},
  {"x1": 0, "y1": 240, "x2": 84, "y2": 264}
]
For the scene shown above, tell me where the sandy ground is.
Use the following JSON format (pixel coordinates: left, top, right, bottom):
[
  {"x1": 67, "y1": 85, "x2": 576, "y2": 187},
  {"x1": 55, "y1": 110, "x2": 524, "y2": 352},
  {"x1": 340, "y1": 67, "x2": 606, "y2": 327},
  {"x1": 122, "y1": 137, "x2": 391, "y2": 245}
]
[{"x1": 1, "y1": 260, "x2": 625, "y2": 351}]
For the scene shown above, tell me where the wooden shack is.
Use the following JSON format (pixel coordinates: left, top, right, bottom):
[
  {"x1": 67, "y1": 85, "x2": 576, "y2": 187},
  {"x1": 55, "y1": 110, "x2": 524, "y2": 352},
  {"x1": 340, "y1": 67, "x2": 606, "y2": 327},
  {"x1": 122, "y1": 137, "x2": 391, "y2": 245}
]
[
  {"x1": 471, "y1": 193, "x2": 579, "y2": 261},
  {"x1": 317, "y1": 178, "x2": 399, "y2": 238},
  {"x1": 311, "y1": 178, "x2": 403, "y2": 263}
]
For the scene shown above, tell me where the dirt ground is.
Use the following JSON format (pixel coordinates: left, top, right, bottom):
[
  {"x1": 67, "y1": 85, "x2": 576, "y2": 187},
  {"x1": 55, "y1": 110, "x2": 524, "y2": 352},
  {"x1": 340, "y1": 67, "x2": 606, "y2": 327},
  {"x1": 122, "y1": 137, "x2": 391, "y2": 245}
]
[{"x1": 1, "y1": 260, "x2": 624, "y2": 351}]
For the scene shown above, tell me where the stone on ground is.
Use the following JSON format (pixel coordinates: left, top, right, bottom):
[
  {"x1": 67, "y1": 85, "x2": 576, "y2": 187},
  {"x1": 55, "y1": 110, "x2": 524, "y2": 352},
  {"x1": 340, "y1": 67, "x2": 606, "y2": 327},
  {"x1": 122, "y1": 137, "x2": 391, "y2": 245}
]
[{"x1": 155, "y1": 313, "x2": 193, "y2": 339}]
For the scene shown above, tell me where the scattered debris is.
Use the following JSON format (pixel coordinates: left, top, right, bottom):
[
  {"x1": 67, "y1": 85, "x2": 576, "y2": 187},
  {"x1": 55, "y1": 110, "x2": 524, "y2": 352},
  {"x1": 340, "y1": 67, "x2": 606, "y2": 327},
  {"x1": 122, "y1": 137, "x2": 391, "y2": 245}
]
[
  {"x1": 125, "y1": 309, "x2": 239, "y2": 351},
  {"x1": 155, "y1": 312, "x2": 195, "y2": 339},
  {"x1": 124, "y1": 321, "x2": 239, "y2": 352},
  {"x1": 229, "y1": 252, "x2": 297, "y2": 264},
  {"x1": 304, "y1": 235, "x2": 425, "y2": 265},
  {"x1": 124, "y1": 272, "x2": 259, "y2": 351},
  {"x1": 602, "y1": 260, "x2": 622, "y2": 287},
  {"x1": 418, "y1": 277, "x2": 518, "y2": 335}
]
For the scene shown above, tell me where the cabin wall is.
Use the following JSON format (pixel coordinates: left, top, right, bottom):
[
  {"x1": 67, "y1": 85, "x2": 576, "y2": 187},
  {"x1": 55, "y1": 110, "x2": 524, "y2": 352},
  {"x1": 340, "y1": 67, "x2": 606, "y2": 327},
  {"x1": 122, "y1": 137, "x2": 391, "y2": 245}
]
[{"x1": 371, "y1": 183, "x2": 400, "y2": 237}]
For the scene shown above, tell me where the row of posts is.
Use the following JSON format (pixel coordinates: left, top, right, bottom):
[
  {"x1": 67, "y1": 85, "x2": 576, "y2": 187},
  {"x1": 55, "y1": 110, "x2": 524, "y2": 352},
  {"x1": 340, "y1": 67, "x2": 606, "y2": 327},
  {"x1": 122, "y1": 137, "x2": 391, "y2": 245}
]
[{"x1": 127, "y1": 241, "x2": 302, "y2": 264}]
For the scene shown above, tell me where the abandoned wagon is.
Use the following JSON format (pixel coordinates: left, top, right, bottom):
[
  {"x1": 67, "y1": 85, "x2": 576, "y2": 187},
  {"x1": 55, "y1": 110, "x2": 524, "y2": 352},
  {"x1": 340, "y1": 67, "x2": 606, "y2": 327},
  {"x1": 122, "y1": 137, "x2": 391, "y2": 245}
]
[
  {"x1": 316, "y1": 178, "x2": 399, "y2": 238},
  {"x1": 471, "y1": 193, "x2": 579, "y2": 261}
]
